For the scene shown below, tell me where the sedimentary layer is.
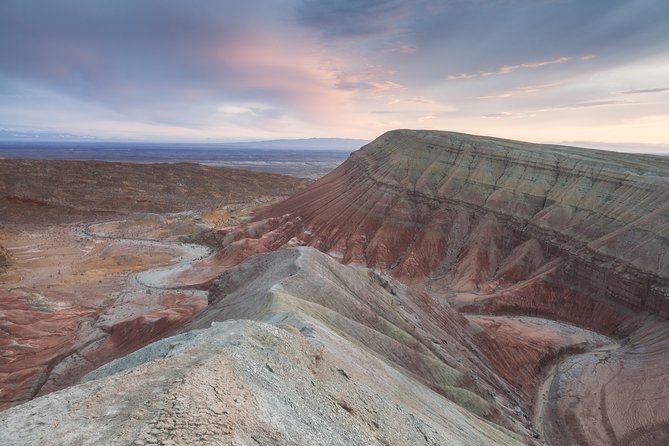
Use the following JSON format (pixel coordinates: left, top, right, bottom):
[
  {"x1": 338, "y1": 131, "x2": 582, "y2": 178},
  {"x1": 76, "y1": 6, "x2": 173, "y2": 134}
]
[
  {"x1": 208, "y1": 130, "x2": 669, "y2": 444},
  {"x1": 4, "y1": 130, "x2": 669, "y2": 445},
  {"x1": 230, "y1": 130, "x2": 669, "y2": 319}
]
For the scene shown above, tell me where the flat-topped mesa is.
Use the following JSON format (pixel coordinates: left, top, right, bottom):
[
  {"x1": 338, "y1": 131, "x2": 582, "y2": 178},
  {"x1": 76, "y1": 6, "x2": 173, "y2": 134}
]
[{"x1": 225, "y1": 129, "x2": 669, "y2": 322}]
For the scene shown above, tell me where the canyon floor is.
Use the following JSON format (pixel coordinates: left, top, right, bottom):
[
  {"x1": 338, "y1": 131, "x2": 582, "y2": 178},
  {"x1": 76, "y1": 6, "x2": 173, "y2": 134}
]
[{"x1": 2, "y1": 132, "x2": 669, "y2": 445}]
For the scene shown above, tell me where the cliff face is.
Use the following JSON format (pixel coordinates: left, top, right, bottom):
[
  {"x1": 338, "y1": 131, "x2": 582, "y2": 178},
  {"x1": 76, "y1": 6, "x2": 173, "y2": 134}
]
[{"x1": 238, "y1": 130, "x2": 669, "y2": 321}]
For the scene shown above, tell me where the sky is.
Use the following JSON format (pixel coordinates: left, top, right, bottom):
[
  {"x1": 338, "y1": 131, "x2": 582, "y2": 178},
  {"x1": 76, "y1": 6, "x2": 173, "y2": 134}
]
[{"x1": 1, "y1": 0, "x2": 668, "y2": 150}]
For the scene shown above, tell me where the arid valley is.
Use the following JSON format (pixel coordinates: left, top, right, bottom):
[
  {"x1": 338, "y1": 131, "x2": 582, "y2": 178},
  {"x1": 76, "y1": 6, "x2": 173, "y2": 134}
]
[
  {"x1": 1, "y1": 130, "x2": 668, "y2": 445},
  {"x1": 0, "y1": 159, "x2": 308, "y2": 409}
]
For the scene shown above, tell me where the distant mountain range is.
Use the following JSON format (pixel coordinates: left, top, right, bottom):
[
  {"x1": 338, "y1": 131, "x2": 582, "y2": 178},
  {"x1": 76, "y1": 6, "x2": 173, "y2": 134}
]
[
  {"x1": 0, "y1": 129, "x2": 369, "y2": 151},
  {"x1": 212, "y1": 138, "x2": 369, "y2": 151}
]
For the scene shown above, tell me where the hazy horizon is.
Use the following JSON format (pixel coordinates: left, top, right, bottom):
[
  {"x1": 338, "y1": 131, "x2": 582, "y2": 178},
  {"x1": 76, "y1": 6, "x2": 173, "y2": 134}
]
[
  {"x1": 1, "y1": 134, "x2": 668, "y2": 156},
  {"x1": 1, "y1": 1, "x2": 668, "y2": 151},
  {"x1": 0, "y1": 133, "x2": 369, "y2": 147}
]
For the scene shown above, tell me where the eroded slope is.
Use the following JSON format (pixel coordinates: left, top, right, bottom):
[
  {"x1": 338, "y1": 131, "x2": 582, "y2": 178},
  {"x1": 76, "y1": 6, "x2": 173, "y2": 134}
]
[
  {"x1": 0, "y1": 249, "x2": 526, "y2": 445},
  {"x1": 4, "y1": 130, "x2": 669, "y2": 445},
  {"x1": 0, "y1": 161, "x2": 307, "y2": 410}
]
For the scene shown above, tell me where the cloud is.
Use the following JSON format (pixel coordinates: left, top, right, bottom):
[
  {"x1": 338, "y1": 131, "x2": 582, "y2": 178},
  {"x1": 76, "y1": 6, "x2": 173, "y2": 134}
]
[
  {"x1": 382, "y1": 44, "x2": 417, "y2": 54},
  {"x1": 336, "y1": 78, "x2": 405, "y2": 92},
  {"x1": 616, "y1": 87, "x2": 669, "y2": 95},
  {"x1": 482, "y1": 112, "x2": 516, "y2": 119},
  {"x1": 1, "y1": 0, "x2": 668, "y2": 142},
  {"x1": 0, "y1": 127, "x2": 105, "y2": 141},
  {"x1": 0, "y1": 1, "x2": 376, "y2": 134},
  {"x1": 216, "y1": 102, "x2": 279, "y2": 116},
  {"x1": 539, "y1": 99, "x2": 639, "y2": 111},
  {"x1": 481, "y1": 99, "x2": 639, "y2": 119},
  {"x1": 477, "y1": 82, "x2": 560, "y2": 99},
  {"x1": 448, "y1": 55, "x2": 595, "y2": 80},
  {"x1": 373, "y1": 96, "x2": 456, "y2": 116},
  {"x1": 554, "y1": 140, "x2": 669, "y2": 153}
]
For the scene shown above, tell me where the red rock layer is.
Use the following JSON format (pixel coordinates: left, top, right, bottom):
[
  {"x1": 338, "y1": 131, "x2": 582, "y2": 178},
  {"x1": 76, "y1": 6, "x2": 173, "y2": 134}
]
[
  {"x1": 470, "y1": 315, "x2": 612, "y2": 401},
  {"x1": 0, "y1": 289, "x2": 96, "y2": 409},
  {"x1": 35, "y1": 292, "x2": 206, "y2": 397}
]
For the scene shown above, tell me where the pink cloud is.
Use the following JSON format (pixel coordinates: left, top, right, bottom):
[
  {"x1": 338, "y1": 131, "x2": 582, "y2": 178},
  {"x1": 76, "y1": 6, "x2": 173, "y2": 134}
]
[
  {"x1": 447, "y1": 55, "x2": 595, "y2": 80},
  {"x1": 476, "y1": 82, "x2": 561, "y2": 99}
]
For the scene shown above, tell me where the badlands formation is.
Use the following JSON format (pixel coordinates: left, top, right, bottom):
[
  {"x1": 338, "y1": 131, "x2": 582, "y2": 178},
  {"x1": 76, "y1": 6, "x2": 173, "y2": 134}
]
[
  {"x1": 2, "y1": 130, "x2": 669, "y2": 445},
  {"x1": 0, "y1": 160, "x2": 307, "y2": 410}
]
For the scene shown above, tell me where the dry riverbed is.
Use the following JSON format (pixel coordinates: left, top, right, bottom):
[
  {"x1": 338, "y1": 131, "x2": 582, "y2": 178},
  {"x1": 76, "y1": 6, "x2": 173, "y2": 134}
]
[{"x1": 0, "y1": 204, "x2": 267, "y2": 410}]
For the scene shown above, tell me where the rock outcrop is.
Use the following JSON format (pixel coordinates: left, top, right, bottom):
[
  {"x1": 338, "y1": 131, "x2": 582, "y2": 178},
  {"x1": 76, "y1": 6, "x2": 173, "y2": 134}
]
[
  {"x1": 191, "y1": 247, "x2": 518, "y2": 424},
  {"x1": 210, "y1": 130, "x2": 669, "y2": 444}
]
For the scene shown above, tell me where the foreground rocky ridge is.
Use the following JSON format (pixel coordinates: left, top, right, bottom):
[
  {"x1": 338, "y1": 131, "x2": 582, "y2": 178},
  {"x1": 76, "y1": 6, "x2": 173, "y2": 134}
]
[{"x1": 1, "y1": 248, "x2": 525, "y2": 445}]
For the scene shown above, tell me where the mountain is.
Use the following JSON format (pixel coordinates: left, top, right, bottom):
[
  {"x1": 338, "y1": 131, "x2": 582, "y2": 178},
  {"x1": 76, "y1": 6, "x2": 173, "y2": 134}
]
[
  {"x1": 213, "y1": 137, "x2": 369, "y2": 151},
  {"x1": 233, "y1": 129, "x2": 669, "y2": 321},
  {"x1": 214, "y1": 129, "x2": 669, "y2": 444},
  {"x1": 0, "y1": 131, "x2": 369, "y2": 151}
]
